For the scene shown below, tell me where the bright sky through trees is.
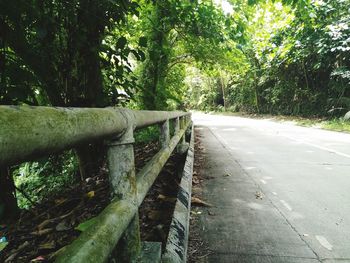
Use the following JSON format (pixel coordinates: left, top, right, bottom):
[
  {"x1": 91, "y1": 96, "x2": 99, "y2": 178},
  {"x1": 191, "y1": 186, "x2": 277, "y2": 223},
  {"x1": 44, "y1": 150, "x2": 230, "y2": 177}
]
[{"x1": 214, "y1": 0, "x2": 234, "y2": 14}]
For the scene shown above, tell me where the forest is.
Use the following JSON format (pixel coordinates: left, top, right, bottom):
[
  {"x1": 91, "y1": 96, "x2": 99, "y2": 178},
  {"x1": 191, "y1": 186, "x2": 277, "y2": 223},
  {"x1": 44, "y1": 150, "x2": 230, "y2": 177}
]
[
  {"x1": 0, "y1": 0, "x2": 349, "y2": 260},
  {"x1": 2, "y1": 0, "x2": 348, "y2": 115}
]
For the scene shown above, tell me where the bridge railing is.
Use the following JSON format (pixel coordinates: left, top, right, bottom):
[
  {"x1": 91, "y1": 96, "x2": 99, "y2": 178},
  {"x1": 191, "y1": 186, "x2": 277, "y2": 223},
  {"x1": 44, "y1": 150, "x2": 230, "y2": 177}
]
[{"x1": 0, "y1": 106, "x2": 192, "y2": 263}]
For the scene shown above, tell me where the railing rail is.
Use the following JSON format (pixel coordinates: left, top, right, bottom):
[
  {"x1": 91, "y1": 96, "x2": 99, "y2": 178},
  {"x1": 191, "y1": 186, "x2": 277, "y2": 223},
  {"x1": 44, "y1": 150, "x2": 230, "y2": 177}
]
[
  {"x1": 0, "y1": 106, "x2": 189, "y2": 167},
  {"x1": 0, "y1": 105, "x2": 192, "y2": 263}
]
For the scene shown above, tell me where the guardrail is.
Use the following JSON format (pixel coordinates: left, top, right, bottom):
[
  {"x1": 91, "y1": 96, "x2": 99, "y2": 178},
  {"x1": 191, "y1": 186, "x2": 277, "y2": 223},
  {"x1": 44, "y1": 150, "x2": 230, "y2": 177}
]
[{"x1": 0, "y1": 105, "x2": 192, "y2": 263}]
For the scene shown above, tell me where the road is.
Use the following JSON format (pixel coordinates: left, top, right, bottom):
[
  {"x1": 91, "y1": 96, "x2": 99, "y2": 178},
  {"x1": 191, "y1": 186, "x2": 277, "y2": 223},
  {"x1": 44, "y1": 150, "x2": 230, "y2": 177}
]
[{"x1": 192, "y1": 113, "x2": 350, "y2": 263}]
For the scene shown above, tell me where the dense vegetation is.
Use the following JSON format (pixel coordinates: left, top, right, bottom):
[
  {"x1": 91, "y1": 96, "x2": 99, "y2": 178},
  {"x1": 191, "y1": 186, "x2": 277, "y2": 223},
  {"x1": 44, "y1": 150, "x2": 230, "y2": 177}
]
[
  {"x1": 1, "y1": 0, "x2": 349, "y2": 218},
  {"x1": 185, "y1": 0, "x2": 350, "y2": 117}
]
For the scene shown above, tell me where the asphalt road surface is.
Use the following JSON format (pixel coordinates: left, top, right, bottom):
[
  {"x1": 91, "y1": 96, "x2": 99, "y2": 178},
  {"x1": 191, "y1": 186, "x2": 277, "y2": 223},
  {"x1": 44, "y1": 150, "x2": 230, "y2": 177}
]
[{"x1": 192, "y1": 113, "x2": 350, "y2": 263}]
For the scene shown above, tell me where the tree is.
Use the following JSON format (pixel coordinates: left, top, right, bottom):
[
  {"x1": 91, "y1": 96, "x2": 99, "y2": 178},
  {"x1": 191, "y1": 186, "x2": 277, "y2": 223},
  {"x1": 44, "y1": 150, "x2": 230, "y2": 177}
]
[
  {"x1": 137, "y1": 0, "x2": 238, "y2": 110},
  {"x1": 0, "y1": 0, "x2": 142, "y2": 216},
  {"x1": 232, "y1": 0, "x2": 350, "y2": 116}
]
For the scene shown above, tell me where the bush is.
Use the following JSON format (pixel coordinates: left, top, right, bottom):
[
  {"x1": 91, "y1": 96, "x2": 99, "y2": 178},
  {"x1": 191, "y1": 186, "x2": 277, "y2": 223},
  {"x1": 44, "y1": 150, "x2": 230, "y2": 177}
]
[{"x1": 13, "y1": 151, "x2": 78, "y2": 209}]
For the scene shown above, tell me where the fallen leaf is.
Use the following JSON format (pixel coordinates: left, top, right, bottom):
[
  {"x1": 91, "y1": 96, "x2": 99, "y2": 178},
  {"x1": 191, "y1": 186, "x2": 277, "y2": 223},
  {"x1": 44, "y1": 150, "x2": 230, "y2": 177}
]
[
  {"x1": 85, "y1": 177, "x2": 93, "y2": 184},
  {"x1": 191, "y1": 197, "x2": 212, "y2": 207},
  {"x1": 30, "y1": 228, "x2": 53, "y2": 236},
  {"x1": 54, "y1": 198, "x2": 67, "y2": 205},
  {"x1": 5, "y1": 241, "x2": 30, "y2": 262},
  {"x1": 75, "y1": 217, "x2": 98, "y2": 232},
  {"x1": 157, "y1": 194, "x2": 177, "y2": 203},
  {"x1": 39, "y1": 241, "x2": 55, "y2": 250},
  {"x1": 190, "y1": 211, "x2": 202, "y2": 215},
  {"x1": 0, "y1": 241, "x2": 8, "y2": 252},
  {"x1": 31, "y1": 255, "x2": 46, "y2": 262},
  {"x1": 38, "y1": 219, "x2": 51, "y2": 231},
  {"x1": 86, "y1": 191, "x2": 95, "y2": 198},
  {"x1": 255, "y1": 191, "x2": 263, "y2": 200}
]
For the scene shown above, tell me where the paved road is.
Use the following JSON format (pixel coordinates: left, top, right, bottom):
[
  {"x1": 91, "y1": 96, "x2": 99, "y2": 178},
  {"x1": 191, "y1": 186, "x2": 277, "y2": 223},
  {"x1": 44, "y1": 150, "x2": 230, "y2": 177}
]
[{"x1": 192, "y1": 113, "x2": 350, "y2": 263}]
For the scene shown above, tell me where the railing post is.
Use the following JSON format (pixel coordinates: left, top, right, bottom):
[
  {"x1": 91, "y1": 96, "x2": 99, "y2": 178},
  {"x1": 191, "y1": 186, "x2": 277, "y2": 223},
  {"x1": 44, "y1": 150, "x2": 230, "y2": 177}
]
[
  {"x1": 160, "y1": 119, "x2": 170, "y2": 148},
  {"x1": 106, "y1": 112, "x2": 141, "y2": 262},
  {"x1": 176, "y1": 116, "x2": 189, "y2": 154},
  {"x1": 181, "y1": 116, "x2": 187, "y2": 144},
  {"x1": 179, "y1": 116, "x2": 184, "y2": 130},
  {"x1": 174, "y1": 117, "x2": 180, "y2": 134}
]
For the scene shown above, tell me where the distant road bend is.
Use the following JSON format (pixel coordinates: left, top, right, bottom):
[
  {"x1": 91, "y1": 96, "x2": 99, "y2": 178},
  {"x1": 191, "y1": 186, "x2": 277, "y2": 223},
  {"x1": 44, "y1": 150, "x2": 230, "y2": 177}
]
[{"x1": 193, "y1": 112, "x2": 350, "y2": 263}]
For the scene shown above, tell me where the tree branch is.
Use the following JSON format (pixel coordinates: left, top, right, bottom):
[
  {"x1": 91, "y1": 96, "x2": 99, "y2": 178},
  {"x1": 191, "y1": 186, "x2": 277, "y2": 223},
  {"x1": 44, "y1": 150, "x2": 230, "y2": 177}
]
[{"x1": 167, "y1": 53, "x2": 194, "y2": 71}]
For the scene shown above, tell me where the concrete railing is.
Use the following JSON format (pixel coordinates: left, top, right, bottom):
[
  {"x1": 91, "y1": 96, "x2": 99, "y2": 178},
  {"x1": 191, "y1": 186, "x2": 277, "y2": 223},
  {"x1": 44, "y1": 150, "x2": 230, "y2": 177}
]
[{"x1": 0, "y1": 105, "x2": 192, "y2": 263}]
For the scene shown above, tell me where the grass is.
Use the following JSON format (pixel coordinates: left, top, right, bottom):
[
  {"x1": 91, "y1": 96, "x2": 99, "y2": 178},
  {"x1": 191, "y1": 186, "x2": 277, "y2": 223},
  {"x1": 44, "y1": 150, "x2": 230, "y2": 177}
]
[
  {"x1": 206, "y1": 110, "x2": 350, "y2": 133},
  {"x1": 297, "y1": 118, "x2": 350, "y2": 133}
]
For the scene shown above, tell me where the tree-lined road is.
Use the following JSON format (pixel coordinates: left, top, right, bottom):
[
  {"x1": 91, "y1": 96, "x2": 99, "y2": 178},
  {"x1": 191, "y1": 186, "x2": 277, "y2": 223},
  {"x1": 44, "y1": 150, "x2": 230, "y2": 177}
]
[{"x1": 193, "y1": 113, "x2": 350, "y2": 263}]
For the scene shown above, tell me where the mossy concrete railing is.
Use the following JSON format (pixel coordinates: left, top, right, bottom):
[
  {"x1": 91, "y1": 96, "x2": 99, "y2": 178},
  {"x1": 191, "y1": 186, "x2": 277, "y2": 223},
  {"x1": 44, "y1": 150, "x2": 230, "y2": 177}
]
[{"x1": 0, "y1": 105, "x2": 191, "y2": 263}]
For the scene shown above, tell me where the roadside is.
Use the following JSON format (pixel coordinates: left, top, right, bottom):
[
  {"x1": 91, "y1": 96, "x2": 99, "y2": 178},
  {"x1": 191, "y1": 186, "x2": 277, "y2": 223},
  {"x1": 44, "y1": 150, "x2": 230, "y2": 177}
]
[
  {"x1": 188, "y1": 128, "x2": 211, "y2": 262},
  {"x1": 202, "y1": 111, "x2": 350, "y2": 133},
  {"x1": 0, "y1": 141, "x2": 186, "y2": 262}
]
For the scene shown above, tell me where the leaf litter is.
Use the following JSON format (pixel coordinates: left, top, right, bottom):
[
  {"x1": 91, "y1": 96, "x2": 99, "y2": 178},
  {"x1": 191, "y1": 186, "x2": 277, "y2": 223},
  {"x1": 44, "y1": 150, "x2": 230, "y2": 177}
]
[
  {"x1": 0, "y1": 141, "x2": 187, "y2": 262},
  {"x1": 188, "y1": 129, "x2": 211, "y2": 262}
]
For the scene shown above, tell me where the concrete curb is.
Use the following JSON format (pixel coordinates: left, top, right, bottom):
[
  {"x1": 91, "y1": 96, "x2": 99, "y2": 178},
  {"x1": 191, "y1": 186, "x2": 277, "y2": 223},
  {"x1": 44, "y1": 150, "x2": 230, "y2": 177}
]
[{"x1": 162, "y1": 124, "x2": 194, "y2": 263}]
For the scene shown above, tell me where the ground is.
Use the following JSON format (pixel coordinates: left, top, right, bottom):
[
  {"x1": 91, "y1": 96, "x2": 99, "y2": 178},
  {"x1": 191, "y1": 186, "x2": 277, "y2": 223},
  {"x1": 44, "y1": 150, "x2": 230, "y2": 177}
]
[{"x1": 0, "y1": 141, "x2": 185, "y2": 262}]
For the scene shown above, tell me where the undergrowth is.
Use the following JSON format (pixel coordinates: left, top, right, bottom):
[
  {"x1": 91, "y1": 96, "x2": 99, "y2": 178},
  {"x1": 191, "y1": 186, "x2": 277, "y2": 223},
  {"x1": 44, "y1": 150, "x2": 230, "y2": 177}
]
[
  {"x1": 13, "y1": 151, "x2": 78, "y2": 209},
  {"x1": 13, "y1": 124, "x2": 170, "y2": 210}
]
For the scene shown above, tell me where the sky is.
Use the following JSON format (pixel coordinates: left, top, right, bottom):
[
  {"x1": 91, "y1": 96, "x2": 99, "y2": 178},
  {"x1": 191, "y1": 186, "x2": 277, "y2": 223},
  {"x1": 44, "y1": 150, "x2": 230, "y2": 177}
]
[{"x1": 214, "y1": 0, "x2": 234, "y2": 15}]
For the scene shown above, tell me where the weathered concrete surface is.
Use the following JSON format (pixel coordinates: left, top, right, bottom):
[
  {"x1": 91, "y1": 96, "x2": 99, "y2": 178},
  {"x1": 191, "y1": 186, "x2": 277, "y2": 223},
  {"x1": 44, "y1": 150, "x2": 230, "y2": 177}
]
[
  {"x1": 55, "y1": 200, "x2": 136, "y2": 263},
  {"x1": 56, "y1": 119, "x2": 191, "y2": 263},
  {"x1": 136, "y1": 121, "x2": 190, "y2": 206},
  {"x1": 0, "y1": 105, "x2": 190, "y2": 166},
  {"x1": 0, "y1": 106, "x2": 128, "y2": 166},
  {"x1": 192, "y1": 113, "x2": 350, "y2": 263},
  {"x1": 138, "y1": 242, "x2": 162, "y2": 263},
  {"x1": 163, "y1": 125, "x2": 194, "y2": 263}
]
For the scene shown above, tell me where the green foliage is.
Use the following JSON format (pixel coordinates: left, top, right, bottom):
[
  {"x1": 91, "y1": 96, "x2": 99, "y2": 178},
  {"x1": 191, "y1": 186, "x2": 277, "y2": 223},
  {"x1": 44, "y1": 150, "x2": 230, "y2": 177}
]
[
  {"x1": 13, "y1": 152, "x2": 78, "y2": 209},
  {"x1": 193, "y1": 0, "x2": 350, "y2": 117},
  {"x1": 253, "y1": 0, "x2": 350, "y2": 116},
  {"x1": 296, "y1": 117, "x2": 350, "y2": 133},
  {"x1": 134, "y1": 126, "x2": 160, "y2": 144},
  {"x1": 0, "y1": 0, "x2": 142, "y2": 107},
  {"x1": 2, "y1": 0, "x2": 349, "y2": 214},
  {"x1": 0, "y1": 241, "x2": 8, "y2": 252},
  {"x1": 136, "y1": 0, "x2": 242, "y2": 110}
]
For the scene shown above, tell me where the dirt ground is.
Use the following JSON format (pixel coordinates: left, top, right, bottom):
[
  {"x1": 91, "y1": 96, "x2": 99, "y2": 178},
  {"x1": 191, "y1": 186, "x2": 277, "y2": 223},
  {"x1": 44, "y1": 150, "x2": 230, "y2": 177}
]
[{"x1": 187, "y1": 128, "x2": 211, "y2": 262}]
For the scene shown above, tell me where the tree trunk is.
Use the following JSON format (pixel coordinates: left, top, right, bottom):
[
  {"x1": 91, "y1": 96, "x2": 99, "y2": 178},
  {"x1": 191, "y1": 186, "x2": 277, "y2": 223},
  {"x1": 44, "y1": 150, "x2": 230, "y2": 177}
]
[
  {"x1": 0, "y1": 167, "x2": 19, "y2": 220},
  {"x1": 72, "y1": 1, "x2": 106, "y2": 180},
  {"x1": 75, "y1": 142, "x2": 106, "y2": 181},
  {"x1": 139, "y1": 1, "x2": 170, "y2": 110}
]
